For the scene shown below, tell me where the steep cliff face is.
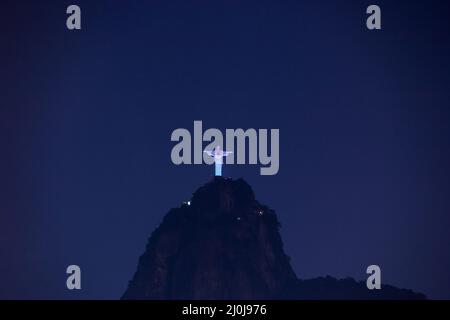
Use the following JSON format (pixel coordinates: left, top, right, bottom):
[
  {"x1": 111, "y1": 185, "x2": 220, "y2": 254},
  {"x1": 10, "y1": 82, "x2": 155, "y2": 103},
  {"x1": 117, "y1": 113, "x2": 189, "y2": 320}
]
[
  {"x1": 122, "y1": 177, "x2": 296, "y2": 299},
  {"x1": 122, "y1": 177, "x2": 426, "y2": 300}
]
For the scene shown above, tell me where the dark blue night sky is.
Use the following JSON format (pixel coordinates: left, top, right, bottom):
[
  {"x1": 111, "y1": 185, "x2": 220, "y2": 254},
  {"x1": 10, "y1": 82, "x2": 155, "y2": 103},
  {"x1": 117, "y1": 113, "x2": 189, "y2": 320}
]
[{"x1": 1, "y1": 0, "x2": 450, "y2": 299}]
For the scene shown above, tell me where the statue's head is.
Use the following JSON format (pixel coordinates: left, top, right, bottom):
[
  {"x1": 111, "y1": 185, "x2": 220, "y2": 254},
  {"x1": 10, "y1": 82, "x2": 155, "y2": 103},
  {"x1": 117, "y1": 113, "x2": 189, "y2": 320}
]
[{"x1": 215, "y1": 146, "x2": 221, "y2": 151}]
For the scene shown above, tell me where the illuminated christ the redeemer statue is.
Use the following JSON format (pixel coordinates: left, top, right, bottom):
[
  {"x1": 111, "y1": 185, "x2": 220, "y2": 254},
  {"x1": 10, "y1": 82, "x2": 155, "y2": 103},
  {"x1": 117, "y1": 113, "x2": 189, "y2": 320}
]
[{"x1": 204, "y1": 146, "x2": 233, "y2": 176}]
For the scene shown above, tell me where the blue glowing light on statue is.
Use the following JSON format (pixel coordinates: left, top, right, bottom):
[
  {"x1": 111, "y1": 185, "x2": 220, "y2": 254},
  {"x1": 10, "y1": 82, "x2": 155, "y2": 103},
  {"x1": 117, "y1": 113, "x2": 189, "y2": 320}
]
[{"x1": 204, "y1": 146, "x2": 233, "y2": 176}]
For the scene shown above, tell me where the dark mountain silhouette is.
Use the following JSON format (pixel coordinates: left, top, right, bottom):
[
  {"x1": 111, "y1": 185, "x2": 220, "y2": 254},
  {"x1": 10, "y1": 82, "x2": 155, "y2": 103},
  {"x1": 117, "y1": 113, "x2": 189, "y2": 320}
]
[{"x1": 122, "y1": 177, "x2": 425, "y2": 300}]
